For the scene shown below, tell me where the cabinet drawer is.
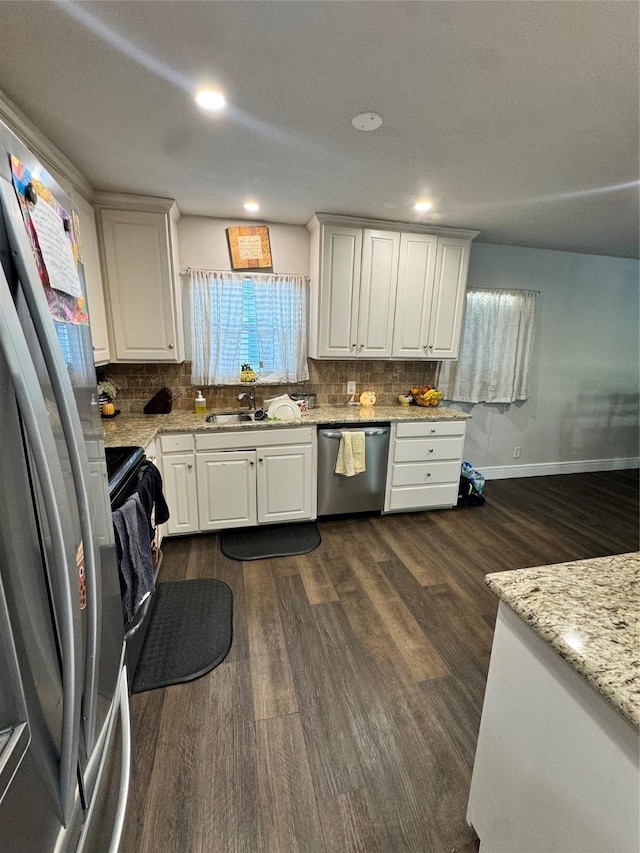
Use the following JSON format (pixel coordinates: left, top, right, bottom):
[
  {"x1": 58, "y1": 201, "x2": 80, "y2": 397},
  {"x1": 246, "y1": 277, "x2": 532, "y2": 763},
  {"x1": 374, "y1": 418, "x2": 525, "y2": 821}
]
[
  {"x1": 387, "y1": 482, "x2": 459, "y2": 511},
  {"x1": 160, "y1": 433, "x2": 194, "y2": 453},
  {"x1": 391, "y1": 460, "x2": 460, "y2": 487},
  {"x1": 195, "y1": 426, "x2": 313, "y2": 452},
  {"x1": 395, "y1": 420, "x2": 466, "y2": 438},
  {"x1": 393, "y1": 435, "x2": 465, "y2": 463}
]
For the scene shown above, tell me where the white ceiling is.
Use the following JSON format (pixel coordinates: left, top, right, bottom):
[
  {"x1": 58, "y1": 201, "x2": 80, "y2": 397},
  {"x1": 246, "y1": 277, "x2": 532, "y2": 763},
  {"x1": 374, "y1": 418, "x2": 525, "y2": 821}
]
[{"x1": 0, "y1": 1, "x2": 638, "y2": 257}]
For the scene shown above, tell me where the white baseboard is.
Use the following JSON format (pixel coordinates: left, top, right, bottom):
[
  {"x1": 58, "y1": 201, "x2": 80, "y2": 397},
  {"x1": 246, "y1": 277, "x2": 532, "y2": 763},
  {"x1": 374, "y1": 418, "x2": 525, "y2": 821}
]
[{"x1": 482, "y1": 457, "x2": 640, "y2": 480}]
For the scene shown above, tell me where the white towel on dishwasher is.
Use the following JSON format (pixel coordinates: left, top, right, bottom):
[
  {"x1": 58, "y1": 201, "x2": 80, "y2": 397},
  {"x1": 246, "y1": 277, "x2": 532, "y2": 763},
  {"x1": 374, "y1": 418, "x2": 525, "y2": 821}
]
[{"x1": 335, "y1": 431, "x2": 366, "y2": 477}]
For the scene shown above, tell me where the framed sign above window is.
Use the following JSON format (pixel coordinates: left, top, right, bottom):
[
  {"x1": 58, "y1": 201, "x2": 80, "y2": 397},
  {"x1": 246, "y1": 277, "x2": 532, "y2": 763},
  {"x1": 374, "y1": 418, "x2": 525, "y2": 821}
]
[{"x1": 226, "y1": 225, "x2": 273, "y2": 270}]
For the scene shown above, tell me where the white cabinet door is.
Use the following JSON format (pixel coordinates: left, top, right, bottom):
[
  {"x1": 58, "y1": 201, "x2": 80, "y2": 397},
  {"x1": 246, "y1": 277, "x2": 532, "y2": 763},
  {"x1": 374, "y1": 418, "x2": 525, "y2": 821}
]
[
  {"x1": 162, "y1": 453, "x2": 199, "y2": 535},
  {"x1": 317, "y1": 225, "x2": 362, "y2": 358},
  {"x1": 427, "y1": 237, "x2": 471, "y2": 360},
  {"x1": 71, "y1": 193, "x2": 111, "y2": 364},
  {"x1": 98, "y1": 207, "x2": 183, "y2": 362},
  {"x1": 196, "y1": 450, "x2": 257, "y2": 531},
  {"x1": 257, "y1": 445, "x2": 313, "y2": 524},
  {"x1": 391, "y1": 232, "x2": 438, "y2": 358},
  {"x1": 357, "y1": 230, "x2": 400, "y2": 358}
]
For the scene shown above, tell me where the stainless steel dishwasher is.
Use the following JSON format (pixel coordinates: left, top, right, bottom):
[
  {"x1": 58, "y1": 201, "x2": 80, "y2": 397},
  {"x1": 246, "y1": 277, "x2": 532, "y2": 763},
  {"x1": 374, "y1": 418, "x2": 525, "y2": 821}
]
[{"x1": 317, "y1": 424, "x2": 390, "y2": 515}]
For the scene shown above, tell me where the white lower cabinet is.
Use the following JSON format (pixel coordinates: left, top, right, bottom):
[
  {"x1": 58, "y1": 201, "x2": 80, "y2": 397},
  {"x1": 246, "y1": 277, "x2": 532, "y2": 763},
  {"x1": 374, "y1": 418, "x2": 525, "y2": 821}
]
[
  {"x1": 256, "y1": 445, "x2": 314, "y2": 524},
  {"x1": 159, "y1": 434, "x2": 199, "y2": 535},
  {"x1": 161, "y1": 427, "x2": 316, "y2": 535},
  {"x1": 197, "y1": 450, "x2": 257, "y2": 531},
  {"x1": 384, "y1": 420, "x2": 466, "y2": 512}
]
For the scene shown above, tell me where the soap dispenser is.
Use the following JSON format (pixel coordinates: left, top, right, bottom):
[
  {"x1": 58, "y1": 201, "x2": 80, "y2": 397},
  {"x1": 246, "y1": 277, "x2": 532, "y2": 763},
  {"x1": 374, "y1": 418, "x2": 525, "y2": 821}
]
[{"x1": 195, "y1": 390, "x2": 206, "y2": 414}]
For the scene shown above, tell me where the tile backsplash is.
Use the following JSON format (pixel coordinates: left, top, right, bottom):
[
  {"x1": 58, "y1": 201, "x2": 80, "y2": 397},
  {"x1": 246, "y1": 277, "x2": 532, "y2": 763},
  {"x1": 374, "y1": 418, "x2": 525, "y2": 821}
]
[{"x1": 100, "y1": 360, "x2": 439, "y2": 413}]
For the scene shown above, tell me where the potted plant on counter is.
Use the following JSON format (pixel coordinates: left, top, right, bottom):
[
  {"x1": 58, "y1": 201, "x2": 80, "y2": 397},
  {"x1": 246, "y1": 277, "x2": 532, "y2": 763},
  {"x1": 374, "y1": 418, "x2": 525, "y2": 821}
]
[{"x1": 97, "y1": 375, "x2": 120, "y2": 417}]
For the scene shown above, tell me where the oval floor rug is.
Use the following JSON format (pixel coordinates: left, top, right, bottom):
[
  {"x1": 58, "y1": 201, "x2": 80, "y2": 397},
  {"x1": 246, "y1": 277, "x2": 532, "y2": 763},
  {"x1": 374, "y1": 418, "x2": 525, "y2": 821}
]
[
  {"x1": 220, "y1": 521, "x2": 321, "y2": 561},
  {"x1": 132, "y1": 578, "x2": 233, "y2": 694}
]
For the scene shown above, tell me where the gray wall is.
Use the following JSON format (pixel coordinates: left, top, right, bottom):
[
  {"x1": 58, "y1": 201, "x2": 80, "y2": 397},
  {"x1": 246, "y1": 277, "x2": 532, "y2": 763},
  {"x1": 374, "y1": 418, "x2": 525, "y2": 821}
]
[{"x1": 457, "y1": 243, "x2": 639, "y2": 476}]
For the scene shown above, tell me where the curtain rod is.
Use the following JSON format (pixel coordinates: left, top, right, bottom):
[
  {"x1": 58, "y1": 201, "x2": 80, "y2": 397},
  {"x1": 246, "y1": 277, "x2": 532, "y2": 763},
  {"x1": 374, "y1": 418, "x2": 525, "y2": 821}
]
[
  {"x1": 470, "y1": 286, "x2": 540, "y2": 294},
  {"x1": 181, "y1": 266, "x2": 309, "y2": 280}
]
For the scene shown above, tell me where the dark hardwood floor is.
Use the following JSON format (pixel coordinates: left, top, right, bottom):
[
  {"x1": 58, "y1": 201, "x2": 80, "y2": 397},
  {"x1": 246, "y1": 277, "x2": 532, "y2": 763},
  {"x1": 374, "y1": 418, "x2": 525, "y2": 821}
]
[{"x1": 121, "y1": 469, "x2": 639, "y2": 853}]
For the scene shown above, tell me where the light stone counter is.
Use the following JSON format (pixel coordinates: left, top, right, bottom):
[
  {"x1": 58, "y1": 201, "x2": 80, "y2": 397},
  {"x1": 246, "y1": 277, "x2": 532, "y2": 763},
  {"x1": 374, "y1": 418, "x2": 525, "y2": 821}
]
[
  {"x1": 102, "y1": 404, "x2": 470, "y2": 449},
  {"x1": 485, "y1": 553, "x2": 640, "y2": 727}
]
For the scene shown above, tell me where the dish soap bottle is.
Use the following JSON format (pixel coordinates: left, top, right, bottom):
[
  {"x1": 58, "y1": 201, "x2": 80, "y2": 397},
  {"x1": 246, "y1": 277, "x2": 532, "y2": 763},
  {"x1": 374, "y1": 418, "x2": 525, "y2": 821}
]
[{"x1": 195, "y1": 390, "x2": 206, "y2": 414}]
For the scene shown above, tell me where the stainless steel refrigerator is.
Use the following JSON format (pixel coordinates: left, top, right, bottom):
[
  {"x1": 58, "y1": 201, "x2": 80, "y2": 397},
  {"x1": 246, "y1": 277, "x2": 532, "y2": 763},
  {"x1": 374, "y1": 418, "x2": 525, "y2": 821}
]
[{"x1": 0, "y1": 119, "x2": 129, "y2": 850}]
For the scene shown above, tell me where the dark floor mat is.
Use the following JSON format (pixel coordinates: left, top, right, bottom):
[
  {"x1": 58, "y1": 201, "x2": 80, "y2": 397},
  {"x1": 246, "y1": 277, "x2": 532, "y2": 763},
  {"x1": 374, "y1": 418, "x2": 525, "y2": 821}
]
[
  {"x1": 131, "y1": 578, "x2": 232, "y2": 694},
  {"x1": 220, "y1": 521, "x2": 321, "y2": 561}
]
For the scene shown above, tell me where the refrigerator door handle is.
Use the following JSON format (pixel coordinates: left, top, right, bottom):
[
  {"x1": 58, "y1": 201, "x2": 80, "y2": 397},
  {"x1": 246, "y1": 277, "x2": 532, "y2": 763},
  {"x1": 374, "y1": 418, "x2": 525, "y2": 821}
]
[
  {"x1": 77, "y1": 663, "x2": 131, "y2": 853},
  {"x1": 0, "y1": 177, "x2": 101, "y2": 753},
  {"x1": 0, "y1": 265, "x2": 82, "y2": 825},
  {"x1": 0, "y1": 723, "x2": 30, "y2": 801},
  {"x1": 108, "y1": 665, "x2": 131, "y2": 853}
]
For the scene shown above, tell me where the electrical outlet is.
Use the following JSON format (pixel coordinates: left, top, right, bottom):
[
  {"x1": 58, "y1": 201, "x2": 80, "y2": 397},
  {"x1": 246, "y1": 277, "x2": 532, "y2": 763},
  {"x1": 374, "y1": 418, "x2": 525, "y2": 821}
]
[
  {"x1": 513, "y1": 446, "x2": 521, "y2": 458},
  {"x1": 347, "y1": 381, "x2": 356, "y2": 395}
]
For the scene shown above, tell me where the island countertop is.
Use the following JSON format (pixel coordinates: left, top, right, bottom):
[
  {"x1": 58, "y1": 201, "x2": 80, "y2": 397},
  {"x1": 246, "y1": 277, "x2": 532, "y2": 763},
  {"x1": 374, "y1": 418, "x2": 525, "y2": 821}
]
[
  {"x1": 102, "y1": 404, "x2": 470, "y2": 449},
  {"x1": 485, "y1": 553, "x2": 640, "y2": 727}
]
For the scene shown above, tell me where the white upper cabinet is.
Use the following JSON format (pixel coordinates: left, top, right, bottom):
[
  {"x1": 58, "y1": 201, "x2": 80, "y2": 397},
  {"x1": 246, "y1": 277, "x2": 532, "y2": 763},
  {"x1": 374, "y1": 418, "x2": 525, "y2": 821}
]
[
  {"x1": 427, "y1": 237, "x2": 472, "y2": 359},
  {"x1": 308, "y1": 214, "x2": 478, "y2": 361},
  {"x1": 95, "y1": 195, "x2": 184, "y2": 362},
  {"x1": 391, "y1": 232, "x2": 438, "y2": 359},
  {"x1": 358, "y1": 230, "x2": 400, "y2": 358},
  {"x1": 70, "y1": 191, "x2": 111, "y2": 365},
  {"x1": 315, "y1": 224, "x2": 362, "y2": 358}
]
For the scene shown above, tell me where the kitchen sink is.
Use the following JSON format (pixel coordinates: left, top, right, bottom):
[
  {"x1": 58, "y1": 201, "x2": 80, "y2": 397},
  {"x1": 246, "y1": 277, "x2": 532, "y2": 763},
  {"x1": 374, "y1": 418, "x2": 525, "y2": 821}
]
[{"x1": 205, "y1": 411, "x2": 254, "y2": 423}]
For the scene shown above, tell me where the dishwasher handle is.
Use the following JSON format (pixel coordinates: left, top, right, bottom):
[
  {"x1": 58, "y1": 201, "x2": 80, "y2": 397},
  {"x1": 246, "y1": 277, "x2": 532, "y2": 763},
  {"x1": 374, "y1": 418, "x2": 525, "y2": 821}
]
[{"x1": 320, "y1": 428, "x2": 389, "y2": 439}]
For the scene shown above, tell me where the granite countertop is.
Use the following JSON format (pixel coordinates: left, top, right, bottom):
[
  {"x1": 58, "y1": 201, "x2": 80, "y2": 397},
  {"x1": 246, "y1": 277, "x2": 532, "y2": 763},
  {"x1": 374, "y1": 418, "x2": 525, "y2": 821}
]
[
  {"x1": 102, "y1": 403, "x2": 470, "y2": 448},
  {"x1": 486, "y1": 553, "x2": 640, "y2": 727}
]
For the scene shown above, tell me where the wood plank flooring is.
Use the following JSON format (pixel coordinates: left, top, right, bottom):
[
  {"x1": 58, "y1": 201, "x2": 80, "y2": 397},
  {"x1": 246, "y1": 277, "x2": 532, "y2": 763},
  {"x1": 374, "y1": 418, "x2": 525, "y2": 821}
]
[{"x1": 121, "y1": 469, "x2": 639, "y2": 853}]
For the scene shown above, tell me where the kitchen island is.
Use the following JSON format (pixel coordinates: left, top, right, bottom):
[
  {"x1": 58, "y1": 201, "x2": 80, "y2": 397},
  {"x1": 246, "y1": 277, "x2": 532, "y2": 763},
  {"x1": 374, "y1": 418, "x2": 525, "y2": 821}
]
[{"x1": 467, "y1": 553, "x2": 639, "y2": 853}]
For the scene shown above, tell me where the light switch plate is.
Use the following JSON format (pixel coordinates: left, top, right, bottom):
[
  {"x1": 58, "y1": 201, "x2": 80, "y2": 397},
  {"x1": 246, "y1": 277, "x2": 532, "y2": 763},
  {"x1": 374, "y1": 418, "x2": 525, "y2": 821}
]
[{"x1": 347, "y1": 381, "x2": 356, "y2": 395}]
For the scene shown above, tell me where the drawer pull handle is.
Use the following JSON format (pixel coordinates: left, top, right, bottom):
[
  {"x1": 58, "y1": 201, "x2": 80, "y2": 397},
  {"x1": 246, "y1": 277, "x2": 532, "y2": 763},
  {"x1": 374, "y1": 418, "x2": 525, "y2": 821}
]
[
  {"x1": 428, "y1": 448, "x2": 434, "y2": 453},
  {"x1": 430, "y1": 428, "x2": 436, "y2": 433},
  {"x1": 425, "y1": 472, "x2": 431, "y2": 478}
]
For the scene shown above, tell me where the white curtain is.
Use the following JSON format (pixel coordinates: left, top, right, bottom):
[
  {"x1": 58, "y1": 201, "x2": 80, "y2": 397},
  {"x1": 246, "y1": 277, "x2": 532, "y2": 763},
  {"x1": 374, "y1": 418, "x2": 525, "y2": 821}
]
[
  {"x1": 253, "y1": 274, "x2": 309, "y2": 383},
  {"x1": 191, "y1": 270, "x2": 244, "y2": 385},
  {"x1": 439, "y1": 288, "x2": 537, "y2": 403},
  {"x1": 190, "y1": 269, "x2": 308, "y2": 385}
]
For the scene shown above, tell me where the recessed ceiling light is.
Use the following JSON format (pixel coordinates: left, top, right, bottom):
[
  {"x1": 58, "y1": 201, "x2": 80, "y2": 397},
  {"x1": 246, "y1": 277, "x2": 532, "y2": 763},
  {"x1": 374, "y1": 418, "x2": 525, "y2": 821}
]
[
  {"x1": 352, "y1": 112, "x2": 383, "y2": 131},
  {"x1": 194, "y1": 89, "x2": 227, "y2": 111},
  {"x1": 414, "y1": 200, "x2": 433, "y2": 212},
  {"x1": 243, "y1": 201, "x2": 260, "y2": 212}
]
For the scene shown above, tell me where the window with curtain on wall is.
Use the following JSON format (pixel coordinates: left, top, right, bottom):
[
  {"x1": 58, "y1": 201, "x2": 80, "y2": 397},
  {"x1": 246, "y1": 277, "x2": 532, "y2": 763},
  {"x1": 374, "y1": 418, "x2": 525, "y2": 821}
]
[
  {"x1": 190, "y1": 269, "x2": 309, "y2": 385},
  {"x1": 438, "y1": 288, "x2": 537, "y2": 403}
]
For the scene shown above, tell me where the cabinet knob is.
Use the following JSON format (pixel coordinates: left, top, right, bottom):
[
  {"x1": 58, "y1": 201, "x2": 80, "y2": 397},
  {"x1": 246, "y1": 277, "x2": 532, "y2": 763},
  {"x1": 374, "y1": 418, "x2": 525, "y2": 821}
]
[
  {"x1": 425, "y1": 472, "x2": 432, "y2": 478},
  {"x1": 428, "y1": 448, "x2": 434, "y2": 453},
  {"x1": 250, "y1": 460, "x2": 255, "y2": 466},
  {"x1": 258, "y1": 458, "x2": 263, "y2": 463},
  {"x1": 430, "y1": 428, "x2": 436, "y2": 433},
  {"x1": 187, "y1": 463, "x2": 193, "y2": 469},
  {"x1": 168, "y1": 343, "x2": 174, "y2": 349},
  {"x1": 359, "y1": 343, "x2": 364, "y2": 349}
]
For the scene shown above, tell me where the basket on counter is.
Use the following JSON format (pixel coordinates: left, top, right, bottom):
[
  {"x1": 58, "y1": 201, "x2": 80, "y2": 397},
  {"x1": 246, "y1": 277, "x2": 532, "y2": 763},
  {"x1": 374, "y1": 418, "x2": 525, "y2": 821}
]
[{"x1": 411, "y1": 387, "x2": 444, "y2": 407}]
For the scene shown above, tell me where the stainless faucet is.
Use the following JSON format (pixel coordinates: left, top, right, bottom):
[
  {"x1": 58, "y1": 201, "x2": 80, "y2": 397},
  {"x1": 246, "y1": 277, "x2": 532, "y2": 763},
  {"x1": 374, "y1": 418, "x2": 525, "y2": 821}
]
[{"x1": 237, "y1": 388, "x2": 256, "y2": 410}]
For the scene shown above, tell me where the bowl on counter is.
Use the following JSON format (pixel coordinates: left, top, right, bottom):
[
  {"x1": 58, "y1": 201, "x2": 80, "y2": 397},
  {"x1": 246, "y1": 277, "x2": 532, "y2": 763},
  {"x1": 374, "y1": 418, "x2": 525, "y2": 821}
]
[{"x1": 398, "y1": 395, "x2": 412, "y2": 406}]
